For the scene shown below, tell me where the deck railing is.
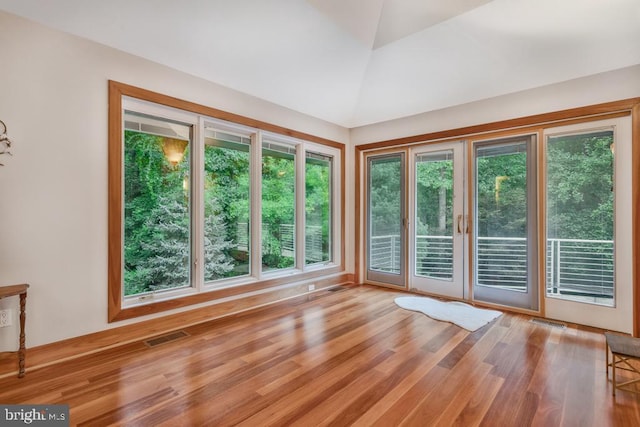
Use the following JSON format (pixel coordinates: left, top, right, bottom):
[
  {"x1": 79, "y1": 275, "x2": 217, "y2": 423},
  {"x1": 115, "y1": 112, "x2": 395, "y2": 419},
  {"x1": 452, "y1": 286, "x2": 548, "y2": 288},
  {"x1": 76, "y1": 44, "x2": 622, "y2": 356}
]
[
  {"x1": 236, "y1": 222, "x2": 325, "y2": 262},
  {"x1": 370, "y1": 234, "x2": 402, "y2": 274},
  {"x1": 546, "y1": 238, "x2": 613, "y2": 298},
  {"x1": 370, "y1": 235, "x2": 614, "y2": 298}
]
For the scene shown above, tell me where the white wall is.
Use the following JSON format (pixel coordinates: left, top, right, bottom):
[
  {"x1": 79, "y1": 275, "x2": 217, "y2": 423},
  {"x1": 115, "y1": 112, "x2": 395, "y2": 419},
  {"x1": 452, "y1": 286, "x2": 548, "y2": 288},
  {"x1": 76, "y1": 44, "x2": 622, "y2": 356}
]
[
  {"x1": 0, "y1": 11, "x2": 349, "y2": 349},
  {"x1": 350, "y1": 64, "x2": 640, "y2": 145}
]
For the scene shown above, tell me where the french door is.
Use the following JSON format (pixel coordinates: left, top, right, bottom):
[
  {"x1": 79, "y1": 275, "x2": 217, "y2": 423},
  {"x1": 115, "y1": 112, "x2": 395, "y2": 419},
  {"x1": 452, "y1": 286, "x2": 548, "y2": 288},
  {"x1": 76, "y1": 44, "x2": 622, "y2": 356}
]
[
  {"x1": 365, "y1": 153, "x2": 406, "y2": 287},
  {"x1": 365, "y1": 138, "x2": 539, "y2": 310},
  {"x1": 410, "y1": 142, "x2": 466, "y2": 299},
  {"x1": 363, "y1": 117, "x2": 631, "y2": 331},
  {"x1": 364, "y1": 138, "x2": 538, "y2": 307},
  {"x1": 471, "y1": 135, "x2": 538, "y2": 311}
]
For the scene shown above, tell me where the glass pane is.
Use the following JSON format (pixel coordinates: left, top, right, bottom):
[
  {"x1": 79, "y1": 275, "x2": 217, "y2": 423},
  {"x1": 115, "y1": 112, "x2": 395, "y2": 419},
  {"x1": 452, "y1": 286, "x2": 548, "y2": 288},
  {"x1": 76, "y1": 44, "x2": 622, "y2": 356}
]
[
  {"x1": 546, "y1": 131, "x2": 614, "y2": 305},
  {"x1": 415, "y1": 151, "x2": 454, "y2": 280},
  {"x1": 305, "y1": 152, "x2": 332, "y2": 265},
  {"x1": 262, "y1": 141, "x2": 296, "y2": 271},
  {"x1": 204, "y1": 129, "x2": 251, "y2": 281},
  {"x1": 476, "y1": 142, "x2": 528, "y2": 292},
  {"x1": 369, "y1": 156, "x2": 401, "y2": 274},
  {"x1": 123, "y1": 112, "x2": 191, "y2": 296}
]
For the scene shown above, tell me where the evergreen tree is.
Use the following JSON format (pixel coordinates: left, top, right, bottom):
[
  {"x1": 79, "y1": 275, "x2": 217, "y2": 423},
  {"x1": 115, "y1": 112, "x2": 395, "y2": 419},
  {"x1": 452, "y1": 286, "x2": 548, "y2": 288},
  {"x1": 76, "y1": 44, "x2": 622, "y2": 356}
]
[
  {"x1": 203, "y1": 198, "x2": 235, "y2": 281},
  {"x1": 124, "y1": 130, "x2": 235, "y2": 294},
  {"x1": 140, "y1": 195, "x2": 191, "y2": 291},
  {"x1": 138, "y1": 194, "x2": 234, "y2": 291}
]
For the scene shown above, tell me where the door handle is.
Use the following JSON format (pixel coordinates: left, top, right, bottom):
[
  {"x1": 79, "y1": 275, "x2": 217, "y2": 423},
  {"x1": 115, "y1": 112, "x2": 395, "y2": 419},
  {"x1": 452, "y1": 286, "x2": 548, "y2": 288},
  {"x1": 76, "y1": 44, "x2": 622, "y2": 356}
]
[
  {"x1": 457, "y1": 214, "x2": 463, "y2": 234},
  {"x1": 465, "y1": 215, "x2": 471, "y2": 234}
]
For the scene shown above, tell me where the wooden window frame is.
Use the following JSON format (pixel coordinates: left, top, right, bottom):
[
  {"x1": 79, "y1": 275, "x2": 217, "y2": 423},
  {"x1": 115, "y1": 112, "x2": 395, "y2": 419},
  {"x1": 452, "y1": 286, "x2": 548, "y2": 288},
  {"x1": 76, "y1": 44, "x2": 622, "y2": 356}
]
[{"x1": 109, "y1": 81, "x2": 345, "y2": 322}]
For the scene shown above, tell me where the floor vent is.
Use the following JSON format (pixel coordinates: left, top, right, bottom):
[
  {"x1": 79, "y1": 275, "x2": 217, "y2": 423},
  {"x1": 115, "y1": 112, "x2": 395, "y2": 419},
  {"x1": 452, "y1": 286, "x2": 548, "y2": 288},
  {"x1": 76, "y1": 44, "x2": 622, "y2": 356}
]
[
  {"x1": 530, "y1": 318, "x2": 566, "y2": 329},
  {"x1": 327, "y1": 286, "x2": 347, "y2": 292},
  {"x1": 144, "y1": 330, "x2": 190, "y2": 348}
]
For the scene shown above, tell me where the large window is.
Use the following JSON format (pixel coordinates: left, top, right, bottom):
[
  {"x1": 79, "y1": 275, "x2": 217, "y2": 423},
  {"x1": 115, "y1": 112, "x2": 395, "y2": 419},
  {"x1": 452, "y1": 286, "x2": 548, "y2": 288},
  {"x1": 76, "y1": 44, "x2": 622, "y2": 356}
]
[
  {"x1": 262, "y1": 141, "x2": 297, "y2": 272},
  {"x1": 203, "y1": 127, "x2": 251, "y2": 281},
  {"x1": 305, "y1": 152, "x2": 333, "y2": 265},
  {"x1": 109, "y1": 83, "x2": 343, "y2": 321},
  {"x1": 123, "y1": 112, "x2": 193, "y2": 297}
]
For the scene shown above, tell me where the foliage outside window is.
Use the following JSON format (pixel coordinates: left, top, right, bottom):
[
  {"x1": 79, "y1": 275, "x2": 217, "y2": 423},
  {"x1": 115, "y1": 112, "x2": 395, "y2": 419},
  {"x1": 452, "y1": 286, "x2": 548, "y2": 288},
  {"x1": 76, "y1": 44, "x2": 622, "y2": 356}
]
[
  {"x1": 204, "y1": 129, "x2": 251, "y2": 281},
  {"x1": 368, "y1": 156, "x2": 402, "y2": 274},
  {"x1": 123, "y1": 113, "x2": 194, "y2": 296},
  {"x1": 476, "y1": 143, "x2": 528, "y2": 240},
  {"x1": 415, "y1": 151, "x2": 453, "y2": 279},
  {"x1": 262, "y1": 141, "x2": 296, "y2": 272},
  {"x1": 475, "y1": 142, "x2": 530, "y2": 293},
  {"x1": 305, "y1": 152, "x2": 332, "y2": 265},
  {"x1": 118, "y1": 98, "x2": 340, "y2": 309},
  {"x1": 546, "y1": 130, "x2": 614, "y2": 305}
]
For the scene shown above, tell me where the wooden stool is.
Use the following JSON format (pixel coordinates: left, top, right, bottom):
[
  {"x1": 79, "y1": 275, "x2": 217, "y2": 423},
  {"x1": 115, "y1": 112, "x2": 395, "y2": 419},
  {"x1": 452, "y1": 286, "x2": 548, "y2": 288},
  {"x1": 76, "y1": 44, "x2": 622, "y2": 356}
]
[
  {"x1": 605, "y1": 332, "x2": 640, "y2": 396},
  {"x1": 0, "y1": 284, "x2": 29, "y2": 378}
]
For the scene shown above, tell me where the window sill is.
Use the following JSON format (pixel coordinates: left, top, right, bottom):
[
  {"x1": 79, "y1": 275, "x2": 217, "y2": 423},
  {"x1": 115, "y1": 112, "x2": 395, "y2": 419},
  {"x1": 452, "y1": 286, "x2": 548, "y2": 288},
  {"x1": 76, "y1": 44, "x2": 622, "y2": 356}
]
[{"x1": 109, "y1": 265, "x2": 343, "y2": 322}]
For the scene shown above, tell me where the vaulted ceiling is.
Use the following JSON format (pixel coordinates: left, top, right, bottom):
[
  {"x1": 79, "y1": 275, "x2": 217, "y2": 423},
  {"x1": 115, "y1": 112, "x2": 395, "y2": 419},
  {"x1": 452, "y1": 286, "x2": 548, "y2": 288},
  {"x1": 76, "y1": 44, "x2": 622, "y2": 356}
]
[{"x1": 1, "y1": 0, "x2": 639, "y2": 127}]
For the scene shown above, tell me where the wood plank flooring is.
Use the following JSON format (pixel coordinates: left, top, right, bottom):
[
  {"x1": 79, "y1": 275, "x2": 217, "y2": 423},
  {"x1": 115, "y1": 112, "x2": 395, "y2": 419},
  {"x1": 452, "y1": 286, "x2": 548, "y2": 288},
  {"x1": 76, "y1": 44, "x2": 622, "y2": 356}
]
[{"x1": 1, "y1": 285, "x2": 639, "y2": 426}]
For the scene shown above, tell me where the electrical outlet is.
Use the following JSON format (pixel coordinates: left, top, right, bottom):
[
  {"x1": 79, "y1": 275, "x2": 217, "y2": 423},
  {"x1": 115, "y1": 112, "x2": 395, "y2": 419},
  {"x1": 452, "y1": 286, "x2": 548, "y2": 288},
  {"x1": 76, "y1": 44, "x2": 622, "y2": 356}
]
[
  {"x1": 308, "y1": 284, "x2": 316, "y2": 292},
  {"x1": 0, "y1": 309, "x2": 11, "y2": 327}
]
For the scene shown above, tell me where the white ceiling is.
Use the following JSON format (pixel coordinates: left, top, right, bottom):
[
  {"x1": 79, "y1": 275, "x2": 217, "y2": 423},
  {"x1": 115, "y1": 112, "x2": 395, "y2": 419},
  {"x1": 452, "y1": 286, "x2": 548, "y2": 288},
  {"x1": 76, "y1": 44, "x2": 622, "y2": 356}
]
[
  {"x1": 307, "y1": 0, "x2": 493, "y2": 49},
  {"x1": 1, "y1": 0, "x2": 639, "y2": 128}
]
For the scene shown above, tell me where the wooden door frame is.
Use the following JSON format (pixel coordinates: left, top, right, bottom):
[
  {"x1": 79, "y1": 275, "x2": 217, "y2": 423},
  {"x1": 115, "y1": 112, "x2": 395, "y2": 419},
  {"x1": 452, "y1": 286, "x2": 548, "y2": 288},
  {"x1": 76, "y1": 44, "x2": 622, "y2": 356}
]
[{"x1": 354, "y1": 98, "x2": 640, "y2": 335}]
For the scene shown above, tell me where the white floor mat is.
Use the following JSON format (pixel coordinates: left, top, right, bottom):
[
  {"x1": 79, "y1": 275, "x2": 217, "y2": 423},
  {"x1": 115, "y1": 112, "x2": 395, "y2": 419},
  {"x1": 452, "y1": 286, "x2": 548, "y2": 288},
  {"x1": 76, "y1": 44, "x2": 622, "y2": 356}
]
[{"x1": 395, "y1": 296, "x2": 502, "y2": 332}]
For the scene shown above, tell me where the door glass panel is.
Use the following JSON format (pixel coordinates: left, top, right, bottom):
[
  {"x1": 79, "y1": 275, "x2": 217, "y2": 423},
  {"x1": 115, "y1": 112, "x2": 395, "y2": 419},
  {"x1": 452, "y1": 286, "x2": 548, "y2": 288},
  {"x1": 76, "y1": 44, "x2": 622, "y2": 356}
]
[
  {"x1": 475, "y1": 142, "x2": 528, "y2": 293},
  {"x1": 546, "y1": 130, "x2": 614, "y2": 305},
  {"x1": 368, "y1": 156, "x2": 402, "y2": 275},
  {"x1": 415, "y1": 151, "x2": 454, "y2": 280}
]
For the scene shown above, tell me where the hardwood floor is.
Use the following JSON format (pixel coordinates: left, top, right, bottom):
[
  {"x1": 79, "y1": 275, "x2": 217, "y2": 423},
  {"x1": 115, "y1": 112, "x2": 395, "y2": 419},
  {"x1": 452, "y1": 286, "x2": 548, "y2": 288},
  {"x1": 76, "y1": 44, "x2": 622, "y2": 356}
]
[{"x1": 1, "y1": 285, "x2": 639, "y2": 426}]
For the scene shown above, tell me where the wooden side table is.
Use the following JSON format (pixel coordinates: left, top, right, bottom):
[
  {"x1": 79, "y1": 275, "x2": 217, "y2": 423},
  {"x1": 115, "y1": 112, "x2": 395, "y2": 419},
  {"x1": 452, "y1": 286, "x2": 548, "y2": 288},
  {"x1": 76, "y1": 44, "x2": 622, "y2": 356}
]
[{"x1": 0, "y1": 284, "x2": 29, "y2": 378}]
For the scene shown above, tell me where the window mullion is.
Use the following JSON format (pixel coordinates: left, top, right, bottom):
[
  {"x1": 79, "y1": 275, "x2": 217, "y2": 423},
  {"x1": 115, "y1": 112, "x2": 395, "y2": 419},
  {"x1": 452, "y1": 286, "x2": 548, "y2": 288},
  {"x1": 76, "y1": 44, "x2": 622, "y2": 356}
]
[
  {"x1": 296, "y1": 144, "x2": 306, "y2": 270},
  {"x1": 252, "y1": 132, "x2": 263, "y2": 279},
  {"x1": 332, "y1": 154, "x2": 340, "y2": 265},
  {"x1": 192, "y1": 117, "x2": 205, "y2": 291}
]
